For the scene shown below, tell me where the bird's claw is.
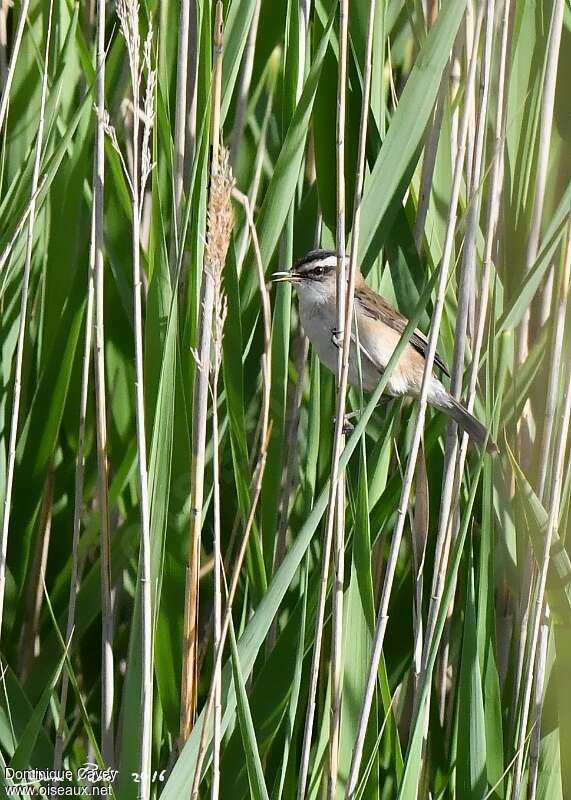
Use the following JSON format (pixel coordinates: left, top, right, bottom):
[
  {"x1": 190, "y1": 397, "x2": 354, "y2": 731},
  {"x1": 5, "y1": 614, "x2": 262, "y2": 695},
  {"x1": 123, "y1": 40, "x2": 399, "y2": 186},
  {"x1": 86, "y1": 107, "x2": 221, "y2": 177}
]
[
  {"x1": 331, "y1": 327, "x2": 343, "y2": 349},
  {"x1": 331, "y1": 410, "x2": 358, "y2": 435}
]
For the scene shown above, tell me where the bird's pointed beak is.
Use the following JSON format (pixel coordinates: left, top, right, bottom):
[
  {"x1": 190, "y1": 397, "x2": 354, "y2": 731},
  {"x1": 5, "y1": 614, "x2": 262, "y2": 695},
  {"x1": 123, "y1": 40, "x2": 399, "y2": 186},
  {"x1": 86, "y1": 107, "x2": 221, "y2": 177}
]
[{"x1": 272, "y1": 270, "x2": 298, "y2": 284}]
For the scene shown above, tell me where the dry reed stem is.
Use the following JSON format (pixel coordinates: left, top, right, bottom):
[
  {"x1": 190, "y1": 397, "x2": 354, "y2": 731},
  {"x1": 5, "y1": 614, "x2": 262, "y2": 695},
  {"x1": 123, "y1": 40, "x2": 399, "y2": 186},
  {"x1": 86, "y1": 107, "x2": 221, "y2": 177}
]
[
  {"x1": 230, "y1": 0, "x2": 261, "y2": 171},
  {"x1": 0, "y1": 0, "x2": 30, "y2": 137},
  {"x1": 516, "y1": 0, "x2": 564, "y2": 361},
  {"x1": 449, "y1": 34, "x2": 461, "y2": 166},
  {"x1": 54, "y1": 190, "x2": 97, "y2": 772},
  {"x1": 298, "y1": 0, "x2": 312, "y2": 99},
  {"x1": 511, "y1": 359, "x2": 571, "y2": 799},
  {"x1": 411, "y1": 25, "x2": 445, "y2": 706},
  {"x1": 210, "y1": 174, "x2": 230, "y2": 800},
  {"x1": 191, "y1": 154, "x2": 274, "y2": 799},
  {"x1": 328, "y1": 0, "x2": 349, "y2": 794},
  {"x1": 527, "y1": 609, "x2": 549, "y2": 800},
  {"x1": 211, "y1": 367, "x2": 222, "y2": 800},
  {"x1": 417, "y1": 0, "x2": 486, "y2": 680},
  {"x1": 423, "y1": 0, "x2": 494, "y2": 722},
  {"x1": 454, "y1": 1, "x2": 512, "y2": 711},
  {"x1": 193, "y1": 185, "x2": 267, "y2": 677},
  {"x1": 536, "y1": 224, "x2": 571, "y2": 500},
  {"x1": 464, "y1": 1, "x2": 477, "y2": 194},
  {"x1": 516, "y1": 0, "x2": 564, "y2": 458},
  {"x1": 190, "y1": 426, "x2": 272, "y2": 799},
  {"x1": 236, "y1": 70, "x2": 276, "y2": 270},
  {"x1": 412, "y1": 17, "x2": 450, "y2": 720},
  {"x1": 346, "y1": 13, "x2": 484, "y2": 794},
  {"x1": 509, "y1": 0, "x2": 564, "y2": 762},
  {"x1": 19, "y1": 470, "x2": 54, "y2": 680},
  {"x1": 92, "y1": 0, "x2": 113, "y2": 766},
  {"x1": 300, "y1": 0, "x2": 376, "y2": 794},
  {"x1": 184, "y1": 2, "x2": 199, "y2": 184},
  {"x1": 526, "y1": 218, "x2": 571, "y2": 799},
  {"x1": 181, "y1": 1, "x2": 225, "y2": 743},
  {"x1": 116, "y1": 1, "x2": 156, "y2": 792},
  {"x1": 0, "y1": 0, "x2": 7, "y2": 91},
  {"x1": 412, "y1": 445, "x2": 429, "y2": 692},
  {"x1": 169, "y1": 0, "x2": 192, "y2": 282},
  {"x1": 232, "y1": 188, "x2": 271, "y2": 453},
  {"x1": 270, "y1": 216, "x2": 320, "y2": 655},
  {"x1": 272, "y1": 334, "x2": 309, "y2": 586},
  {"x1": 457, "y1": 0, "x2": 512, "y2": 475},
  {"x1": 0, "y1": 0, "x2": 53, "y2": 641},
  {"x1": 414, "y1": 69, "x2": 447, "y2": 252},
  {"x1": 0, "y1": 177, "x2": 47, "y2": 280}
]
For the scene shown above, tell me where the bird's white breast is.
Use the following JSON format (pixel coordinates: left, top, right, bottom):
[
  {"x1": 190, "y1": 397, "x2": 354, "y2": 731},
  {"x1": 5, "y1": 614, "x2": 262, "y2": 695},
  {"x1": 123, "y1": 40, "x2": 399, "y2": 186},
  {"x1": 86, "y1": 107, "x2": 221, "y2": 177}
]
[{"x1": 297, "y1": 292, "x2": 386, "y2": 393}]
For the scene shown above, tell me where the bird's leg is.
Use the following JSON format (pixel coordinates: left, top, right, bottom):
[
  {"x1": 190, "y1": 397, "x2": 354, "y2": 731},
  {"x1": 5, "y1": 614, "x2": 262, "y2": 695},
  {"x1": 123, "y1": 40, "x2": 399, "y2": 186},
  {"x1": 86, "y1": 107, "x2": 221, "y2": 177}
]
[{"x1": 331, "y1": 399, "x2": 390, "y2": 433}]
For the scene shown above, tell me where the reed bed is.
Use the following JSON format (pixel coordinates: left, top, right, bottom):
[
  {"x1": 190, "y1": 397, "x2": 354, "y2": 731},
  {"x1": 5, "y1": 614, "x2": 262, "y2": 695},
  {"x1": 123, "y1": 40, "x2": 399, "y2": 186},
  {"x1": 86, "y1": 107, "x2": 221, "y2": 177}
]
[{"x1": 0, "y1": 1, "x2": 570, "y2": 799}]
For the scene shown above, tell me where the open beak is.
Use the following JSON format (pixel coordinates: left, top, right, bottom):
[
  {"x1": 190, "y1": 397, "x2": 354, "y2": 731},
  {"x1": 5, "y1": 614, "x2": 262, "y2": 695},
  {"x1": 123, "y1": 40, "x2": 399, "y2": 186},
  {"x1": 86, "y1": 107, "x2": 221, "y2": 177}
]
[{"x1": 271, "y1": 270, "x2": 298, "y2": 284}]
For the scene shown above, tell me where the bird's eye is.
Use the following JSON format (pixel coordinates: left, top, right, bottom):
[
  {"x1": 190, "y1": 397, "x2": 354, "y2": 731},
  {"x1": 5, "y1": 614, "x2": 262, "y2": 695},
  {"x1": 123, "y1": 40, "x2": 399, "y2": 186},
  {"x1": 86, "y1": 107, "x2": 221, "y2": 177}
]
[{"x1": 313, "y1": 267, "x2": 324, "y2": 277}]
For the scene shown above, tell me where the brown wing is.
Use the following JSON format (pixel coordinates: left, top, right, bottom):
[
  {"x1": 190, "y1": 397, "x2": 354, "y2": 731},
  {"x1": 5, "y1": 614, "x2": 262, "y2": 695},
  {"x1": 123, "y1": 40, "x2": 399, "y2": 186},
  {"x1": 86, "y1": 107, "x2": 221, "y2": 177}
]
[{"x1": 356, "y1": 288, "x2": 450, "y2": 377}]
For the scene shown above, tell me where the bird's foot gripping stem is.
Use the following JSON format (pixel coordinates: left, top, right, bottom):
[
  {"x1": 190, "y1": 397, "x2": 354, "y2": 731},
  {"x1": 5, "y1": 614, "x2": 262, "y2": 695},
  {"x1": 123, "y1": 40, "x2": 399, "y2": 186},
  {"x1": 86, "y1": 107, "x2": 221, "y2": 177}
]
[
  {"x1": 331, "y1": 409, "x2": 359, "y2": 435},
  {"x1": 331, "y1": 327, "x2": 343, "y2": 349}
]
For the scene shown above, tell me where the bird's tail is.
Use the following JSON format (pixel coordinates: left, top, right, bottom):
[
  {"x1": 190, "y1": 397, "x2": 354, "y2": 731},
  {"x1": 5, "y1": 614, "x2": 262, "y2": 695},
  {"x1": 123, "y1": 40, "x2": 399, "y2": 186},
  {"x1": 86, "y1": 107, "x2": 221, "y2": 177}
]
[{"x1": 429, "y1": 385, "x2": 498, "y2": 455}]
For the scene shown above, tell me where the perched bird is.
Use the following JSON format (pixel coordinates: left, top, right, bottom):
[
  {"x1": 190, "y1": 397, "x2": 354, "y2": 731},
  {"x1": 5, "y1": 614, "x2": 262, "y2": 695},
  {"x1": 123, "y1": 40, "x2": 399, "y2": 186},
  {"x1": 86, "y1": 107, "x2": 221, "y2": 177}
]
[{"x1": 273, "y1": 248, "x2": 497, "y2": 454}]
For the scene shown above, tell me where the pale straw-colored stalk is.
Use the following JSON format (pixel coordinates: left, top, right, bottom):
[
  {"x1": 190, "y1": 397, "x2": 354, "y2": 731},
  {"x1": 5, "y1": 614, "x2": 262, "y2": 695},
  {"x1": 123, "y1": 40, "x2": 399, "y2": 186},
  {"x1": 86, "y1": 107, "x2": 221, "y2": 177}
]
[
  {"x1": 0, "y1": 177, "x2": 47, "y2": 279},
  {"x1": 19, "y1": 470, "x2": 54, "y2": 680},
  {"x1": 300, "y1": 0, "x2": 377, "y2": 794},
  {"x1": 267, "y1": 3, "x2": 309, "y2": 661},
  {"x1": 420, "y1": 0, "x2": 493, "y2": 717},
  {"x1": 293, "y1": 0, "x2": 344, "y2": 793},
  {"x1": 190, "y1": 181, "x2": 269, "y2": 796},
  {"x1": 527, "y1": 608, "x2": 549, "y2": 800},
  {"x1": 449, "y1": 35, "x2": 461, "y2": 167},
  {"x1": 517, "y1": 0, "x2": 565, "y2": 355},
  {"x1": 526, "y1": 219, "x2": 571, "y2": 800},
  {"x1": 184, "y1": 1, "x2": 199, "y2": 183},
  {"x1": 299, "y1": 0, "x2": 312, "y2": 96},
  {"x1": 116, "y1": 2, "x2": 156, "y2": 793},
  {"x1": 269, "y1": 215, "x2": 320, "y2": 652},
  {"x1": 92, "y1": 0, "x2": 113, "y2": 765},
  {"x1": 464, "y1": 0, "x2": 477, "y2": 195},
  {"x1": 510, "y1": 0, "x2": 564, "y2": 755},
  {"x1": 0, "y1": 0, "x2": 7, "y2": 90},
  {"x1": 414, "y1": 71, "x2": 447, "y2": 252},
  {"x1": 328, "y1": 0, "x2": 349, "y2": 794},
  {"x1": 169, "y1": 0, "x2": 192, "y2": 281},
  {"x1": 190, "y1": 425, "x2": 271, "y2": 800},
  {"x1": 54, "y1": 197, "x2": 96, "y2": 771},
  {"x1": 0, "y1": 0, "x2": 30, "y2": 137},
  {"x1": 236, "y1": 74, "x2": 275, "y2": 269},
  {"x1": 511, "y1": 354, "x2": 571, "y2": 799},
  {"x1": 515, "y1": 0, "x2": 564, "y2": 450},
  {"x1": 272, "y1": 334, "x2": 309, "y2": 583},
  {"x1": 209, "y1": 155, "x2": 232, "y2": 800},
  {"x1": 193, "y1": 186, "x2": 270, "y2": 677},
  {"x1": 411, "y1": 5, "x2": 448, "y2": 716},
  {"x1": 411, "y1": 447, "x2": 429, "y2": 692},
  {"x1": 211, "y1": 332, "x2": 223, "y2": 800},
  {"x1": 230, "y1": 0, "x2": 261, "y2": 171},
  {"x1": 181, "y1": 1, "x2": 224, "y2": 742},
  {"x1": 231, "y1": 187, "x2": 272, "y2": 492},
  {"x1": 346, "y1": 15, "x2": 483, "y2": 794},
  {"x1": 0, "y1": 0, "x2": 53, "y2": 640},
  {"x1": 454, "y1": 1, "x2": 512, "y2": 704},
  {"x1": 536, "y1": 235, "x2": 571, "y2": 502},
  {"x1": 457, "y1": 0, "x2": 511, "y2": 480}
]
